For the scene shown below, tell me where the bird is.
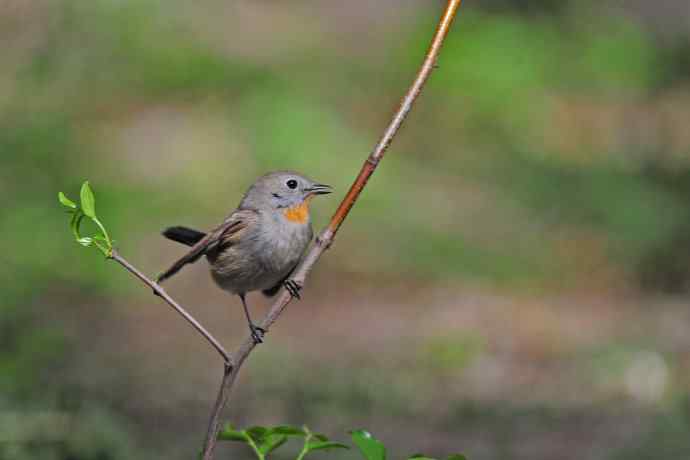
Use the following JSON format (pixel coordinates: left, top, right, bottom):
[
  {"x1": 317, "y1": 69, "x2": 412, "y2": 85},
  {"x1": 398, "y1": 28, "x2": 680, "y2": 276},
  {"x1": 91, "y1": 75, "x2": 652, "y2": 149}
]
[{"x1": 157, "y1": 170, "x2": 332, "y2": 343}]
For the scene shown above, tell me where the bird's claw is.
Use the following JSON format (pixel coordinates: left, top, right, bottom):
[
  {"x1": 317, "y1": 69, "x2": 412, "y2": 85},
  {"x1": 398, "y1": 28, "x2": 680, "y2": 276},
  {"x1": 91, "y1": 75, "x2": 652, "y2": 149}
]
[
  {"x1": 250, "y1": 325, "x2": 266, "y2": 344},
  {"x1": 284, "y1": 279, "x2": 302, "y2": 300}
]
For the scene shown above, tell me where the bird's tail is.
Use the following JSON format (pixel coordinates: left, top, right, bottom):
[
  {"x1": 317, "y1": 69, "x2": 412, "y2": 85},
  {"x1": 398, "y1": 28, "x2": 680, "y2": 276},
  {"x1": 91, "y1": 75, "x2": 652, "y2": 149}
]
[
  {"x1": 162, "y1": 226, "x2": 206, "y2": 247},
  {"x1": 157, "y1": 226, "x2": 210, "y2": 283}
]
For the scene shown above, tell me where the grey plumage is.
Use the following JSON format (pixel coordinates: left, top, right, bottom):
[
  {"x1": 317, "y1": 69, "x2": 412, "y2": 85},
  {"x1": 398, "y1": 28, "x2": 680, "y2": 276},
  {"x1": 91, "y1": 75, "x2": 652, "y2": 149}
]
[{"x1": 158, "y1": 170, "x2": 332, "y2": 342}]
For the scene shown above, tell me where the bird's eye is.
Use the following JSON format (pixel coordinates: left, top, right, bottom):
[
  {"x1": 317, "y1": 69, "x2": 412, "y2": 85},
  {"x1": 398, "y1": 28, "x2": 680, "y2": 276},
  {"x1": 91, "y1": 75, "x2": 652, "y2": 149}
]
[{"x1": 286, "y1": 179, "x2": 298, "y2": 189}]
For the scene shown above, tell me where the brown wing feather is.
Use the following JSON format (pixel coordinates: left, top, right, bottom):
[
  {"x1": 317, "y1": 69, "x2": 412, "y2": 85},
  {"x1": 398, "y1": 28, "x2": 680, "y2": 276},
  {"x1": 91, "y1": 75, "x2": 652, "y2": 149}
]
[{"x1": 157, "y1": 210, "x2": 255, "y2": 283}]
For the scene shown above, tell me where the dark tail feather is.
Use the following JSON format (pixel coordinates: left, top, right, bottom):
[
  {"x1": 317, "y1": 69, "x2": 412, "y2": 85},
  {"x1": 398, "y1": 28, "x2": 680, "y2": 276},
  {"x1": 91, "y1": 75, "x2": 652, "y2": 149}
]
[
  {"x1": 162, "y1": 226, "x2": 206, "y2": 247},
  {"x1": 158, "y1": 226, "x2": 209, "y2": 283}
]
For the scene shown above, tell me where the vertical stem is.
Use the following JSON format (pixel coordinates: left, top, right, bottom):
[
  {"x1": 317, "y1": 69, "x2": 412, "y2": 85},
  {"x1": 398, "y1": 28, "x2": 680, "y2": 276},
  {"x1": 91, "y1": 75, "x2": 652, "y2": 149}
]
[
  {"x1": 199, "y1": 0, "x2": 463, "y2": 458},
  {"x1": 328, "y1": 0, "x2": 462, "y2": 236}
]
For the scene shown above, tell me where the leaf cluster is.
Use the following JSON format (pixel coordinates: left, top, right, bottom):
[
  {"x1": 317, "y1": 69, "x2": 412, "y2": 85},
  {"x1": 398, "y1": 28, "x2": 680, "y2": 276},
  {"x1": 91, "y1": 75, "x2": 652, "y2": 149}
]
[
  {"x1": 217, "y1": 424, "x2": 466, "y2": 460},
  {"x1": 58, "y1": 181, "x2": 114, "y2": 257}
]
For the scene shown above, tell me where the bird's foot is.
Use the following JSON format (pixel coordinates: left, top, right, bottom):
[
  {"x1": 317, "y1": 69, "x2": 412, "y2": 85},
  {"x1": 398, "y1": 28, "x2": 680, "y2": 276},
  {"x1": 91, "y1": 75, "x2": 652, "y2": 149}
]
[
  {"x1": 250, "y1": 324, "x2": 266, "y2": 344},
  {"x1": 284, "y1": 279, "x2": 302, "y2": 300}
]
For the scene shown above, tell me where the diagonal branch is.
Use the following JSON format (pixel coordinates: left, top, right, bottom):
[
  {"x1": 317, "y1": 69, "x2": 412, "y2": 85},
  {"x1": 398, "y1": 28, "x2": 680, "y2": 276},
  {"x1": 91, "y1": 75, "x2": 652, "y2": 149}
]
[
  {"x1": 200, "y1": 1, "x2": 463, "y2": 458},
  {"x1": 110, "y1": 249, "x2": 231, "y2": 364}
]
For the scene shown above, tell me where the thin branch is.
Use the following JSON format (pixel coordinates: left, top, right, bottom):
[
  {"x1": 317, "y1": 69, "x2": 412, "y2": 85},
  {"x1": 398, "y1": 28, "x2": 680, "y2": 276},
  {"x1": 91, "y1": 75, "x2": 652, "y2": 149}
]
[
  {"x1": 110, "y1": 249, "x2": 231, "y2": 364},
  {"x1": 200, "y1": 1, "x2": 463, "y2": 458}
]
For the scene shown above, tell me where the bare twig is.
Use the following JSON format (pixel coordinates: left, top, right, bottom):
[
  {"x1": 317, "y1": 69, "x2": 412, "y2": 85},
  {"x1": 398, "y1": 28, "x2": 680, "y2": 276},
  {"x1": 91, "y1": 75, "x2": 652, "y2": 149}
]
[
  {"x1": 110, "y1": 249, "x2": 231, "y2": 364},
  {"x1": 200, "y1": 1, "x2": 463, "y2": 458}
]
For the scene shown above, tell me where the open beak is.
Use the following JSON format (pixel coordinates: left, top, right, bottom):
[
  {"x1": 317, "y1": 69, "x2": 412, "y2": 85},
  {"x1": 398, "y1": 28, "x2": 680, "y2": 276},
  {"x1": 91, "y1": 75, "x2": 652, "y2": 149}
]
[{"x1": 306, "y1": 183, "x2": 333, "y2": 195}]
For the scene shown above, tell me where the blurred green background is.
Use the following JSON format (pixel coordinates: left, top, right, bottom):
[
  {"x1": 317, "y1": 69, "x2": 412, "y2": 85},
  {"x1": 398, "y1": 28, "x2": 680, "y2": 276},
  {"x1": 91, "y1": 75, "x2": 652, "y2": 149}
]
[{"x1": 3, "y1": 0, "x2": 690, "y2": 459}]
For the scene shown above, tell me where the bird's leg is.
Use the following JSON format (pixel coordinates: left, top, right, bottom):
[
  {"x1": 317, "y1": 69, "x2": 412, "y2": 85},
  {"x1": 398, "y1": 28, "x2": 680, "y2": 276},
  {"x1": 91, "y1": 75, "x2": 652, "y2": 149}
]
[
  {"x1": 284, "y1": 279, "x2": 302, "y2": 300},
  {"x1": 239, "y1": 293, "x2": 265, "y2": 344}
]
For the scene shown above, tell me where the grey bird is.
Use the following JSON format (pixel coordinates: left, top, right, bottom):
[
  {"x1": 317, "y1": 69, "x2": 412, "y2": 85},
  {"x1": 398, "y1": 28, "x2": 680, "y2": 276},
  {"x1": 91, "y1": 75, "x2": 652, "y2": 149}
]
[{"x1": 157, "y1": 170, "x2": 332, "y2": 343}]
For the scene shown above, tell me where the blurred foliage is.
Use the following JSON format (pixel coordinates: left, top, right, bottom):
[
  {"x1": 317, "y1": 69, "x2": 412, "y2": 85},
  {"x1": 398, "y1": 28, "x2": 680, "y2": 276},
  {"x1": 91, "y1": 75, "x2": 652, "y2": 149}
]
[
  {"x1": 2, "y1": 0, "x2": 690, "y2": 459},
  {"x1": 3, "y1": 0, "x2": 689, "y2": 288},
  {"x1": 420, "y1": 334, "x2": 484, "y2": 375},
  {"x1": 611, "y1": 395, "x2": 690, "y2": 460}
]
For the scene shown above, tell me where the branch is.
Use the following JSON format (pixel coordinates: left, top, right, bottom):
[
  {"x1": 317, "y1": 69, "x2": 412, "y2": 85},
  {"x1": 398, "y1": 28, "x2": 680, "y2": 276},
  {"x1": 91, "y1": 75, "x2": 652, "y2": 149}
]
[
  {"x1": 200, "y1": 1, "x2": 463, "y2": 458},
  {"x1": 110, "y1": 249, "x2": 231, "y2": 364}
]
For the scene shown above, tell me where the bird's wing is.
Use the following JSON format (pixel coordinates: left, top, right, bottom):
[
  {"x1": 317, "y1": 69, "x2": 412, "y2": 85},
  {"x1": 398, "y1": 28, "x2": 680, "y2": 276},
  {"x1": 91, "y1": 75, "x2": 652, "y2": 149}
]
[{"x1": 157, "y1": 209, "x2": 257, "y2": 283}]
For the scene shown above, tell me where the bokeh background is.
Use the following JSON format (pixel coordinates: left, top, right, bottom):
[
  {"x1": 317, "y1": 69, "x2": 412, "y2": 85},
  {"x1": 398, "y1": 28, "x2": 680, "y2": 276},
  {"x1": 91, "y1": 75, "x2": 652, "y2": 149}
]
[{"x1": 3, "y1": 0, "x2": 690, "y2": 459}]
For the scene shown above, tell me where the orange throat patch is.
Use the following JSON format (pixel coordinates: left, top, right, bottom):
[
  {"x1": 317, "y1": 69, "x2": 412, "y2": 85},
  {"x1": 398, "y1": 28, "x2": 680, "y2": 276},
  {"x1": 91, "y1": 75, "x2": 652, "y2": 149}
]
[{"x1": 283, "y1": 196, "x2": 313, "y2": 224}]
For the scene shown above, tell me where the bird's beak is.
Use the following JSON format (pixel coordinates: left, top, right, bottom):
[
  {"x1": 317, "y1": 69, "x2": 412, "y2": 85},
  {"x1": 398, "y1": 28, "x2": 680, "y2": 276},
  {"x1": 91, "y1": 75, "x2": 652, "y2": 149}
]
[{"x1": 306, "y1": 184, "x2": 333, "y2": 195}]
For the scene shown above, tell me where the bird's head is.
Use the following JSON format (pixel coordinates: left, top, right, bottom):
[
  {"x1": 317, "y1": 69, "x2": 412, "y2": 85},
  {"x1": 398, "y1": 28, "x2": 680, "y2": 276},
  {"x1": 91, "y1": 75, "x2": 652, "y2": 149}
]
[{"x1": 240, "y1": 170, "x2": 332, "y2": 223}]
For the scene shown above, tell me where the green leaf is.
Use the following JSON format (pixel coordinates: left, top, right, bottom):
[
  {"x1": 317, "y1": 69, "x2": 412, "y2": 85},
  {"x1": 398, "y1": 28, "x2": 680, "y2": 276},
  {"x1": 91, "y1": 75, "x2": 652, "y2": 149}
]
[
  {"x1": 80, "y1": 181, "x2": 96, "y2": 218},
  {"x1": 351, "y1": 430, "x2": 386, "y2": 460},
  {"x1": 408, "y1": 455, "x2": 437, "y2": 460},
  {"x1": 246, "y1": 426, "x2": 269, "y2": 443},
  {"x1": 70, "y1": 211, "x2": 84, "y2": 242},
  {"x1": 77, "y1": 237, "x2": 93, "y2": 247},
  {"x1": 306, "y1": 441, "x2": 349, "y2": 452},
  {"x1": 61, "y1": 181, "x2": 114, "y2": 257},
  {"x1": 313, "y1": 433, "x2": 329, "y2": 442},
  {"x1": 268, "y1": 425, "x2": 306, "y2": 436},
  {"x1": 446, "y1": 455, "x2": 467, "y2": 460},
  {"x1": 258, "y1": 434, "x2": 288, "y2": 455},
  {"x1": 218, "y1": 424, "x2": 249, "y2": 443},
  {"x1": 217, "y1": 432, "x2": 247, "y2": 442},
  {"x1": 58, "y1": 192, "x2": 77, "y2": 209}
]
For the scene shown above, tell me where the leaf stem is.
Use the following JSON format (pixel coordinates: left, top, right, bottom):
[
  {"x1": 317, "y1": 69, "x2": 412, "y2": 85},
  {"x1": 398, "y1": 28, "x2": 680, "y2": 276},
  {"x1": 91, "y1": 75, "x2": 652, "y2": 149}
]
[
  {"x1": 245, "y1": 434, "x2": 265, "y2": 460},
  {"x1": 93, "y1": 217, "x2": 113, "y2": 250},
  {"x1": 295, "y1": 431, "x2": 313, "y2": 460}
]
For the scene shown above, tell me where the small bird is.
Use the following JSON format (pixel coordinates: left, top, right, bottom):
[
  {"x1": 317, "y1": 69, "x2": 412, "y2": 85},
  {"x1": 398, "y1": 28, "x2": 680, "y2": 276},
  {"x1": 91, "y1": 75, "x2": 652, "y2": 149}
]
[{"x1": 157, "y1": 170, "x2": 332, "y2": 343}]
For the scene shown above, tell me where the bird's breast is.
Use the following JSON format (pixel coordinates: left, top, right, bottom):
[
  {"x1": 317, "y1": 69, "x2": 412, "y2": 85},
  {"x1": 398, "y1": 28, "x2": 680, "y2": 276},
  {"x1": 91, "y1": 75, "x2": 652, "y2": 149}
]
[
  {"x1": 282, "y1": 196, "x2": 313, "y2": 224},
  {"x1": 208, "y1": 209, "x2": 313, "y2": 294},
  {"x1": 258, "y1": 211, "x2": 313, "y2": 272}
]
